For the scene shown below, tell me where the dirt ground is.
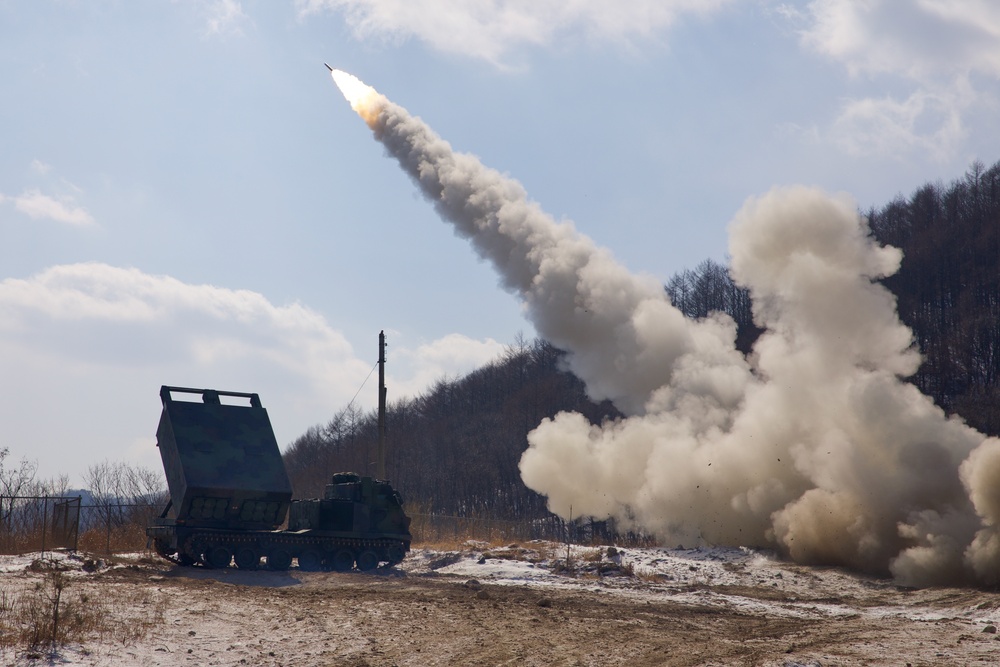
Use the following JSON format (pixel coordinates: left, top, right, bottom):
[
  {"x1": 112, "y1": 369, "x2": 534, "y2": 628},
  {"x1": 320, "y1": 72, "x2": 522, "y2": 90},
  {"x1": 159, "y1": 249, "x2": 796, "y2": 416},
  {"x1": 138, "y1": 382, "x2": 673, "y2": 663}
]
[{"x1": 4, "y1": 544, "x2": 1000, "y2": 666}]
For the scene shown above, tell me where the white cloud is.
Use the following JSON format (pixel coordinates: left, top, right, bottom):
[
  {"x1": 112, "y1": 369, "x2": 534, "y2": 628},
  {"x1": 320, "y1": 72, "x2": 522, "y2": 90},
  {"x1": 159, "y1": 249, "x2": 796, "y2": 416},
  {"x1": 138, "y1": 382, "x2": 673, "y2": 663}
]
[
  {"x1": 0, "y1": 263, "x2": 361, "y2": 377},
  {"x1": 297, "y1": 0, "x2": 733, "y2": 66},
  {"x1": 830, "y1": 82, "x2": 972, "y2": 160},
  {"x1": 388, "y1": 332, "x2": 506, "y2": 398},
  {"x1": 770, "y1": 3, "x2": 806, "y2": 22},
  {"x1": 797, "y1": 0, "x2": 1000, "y2": 158},
  {"x1": 0, "y1": 263, "x2": 505, "y2": 482},
  {"x1": 204, "y1": 0, "x2": 249, "y2": 36},
  {"x1": 8, "y1": 189, "x2": 95, "y2": 227},
  {"x1": 171, "y1": 0, "x2": 249, "y2": 36},
  {"x1": 30, "y1": 159, "x2": 52, "y2": 176},
  {"x1": 802, "y1": 0, "x2": 1000, "y2": 79}
]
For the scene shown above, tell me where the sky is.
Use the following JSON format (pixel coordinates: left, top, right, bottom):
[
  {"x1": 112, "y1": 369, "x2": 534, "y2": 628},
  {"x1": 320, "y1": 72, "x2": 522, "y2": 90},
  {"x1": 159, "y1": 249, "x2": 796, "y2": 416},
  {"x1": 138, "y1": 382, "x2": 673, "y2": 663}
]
[{"x1": 1, "y1": 0, "x2": 999, "y2": 486}]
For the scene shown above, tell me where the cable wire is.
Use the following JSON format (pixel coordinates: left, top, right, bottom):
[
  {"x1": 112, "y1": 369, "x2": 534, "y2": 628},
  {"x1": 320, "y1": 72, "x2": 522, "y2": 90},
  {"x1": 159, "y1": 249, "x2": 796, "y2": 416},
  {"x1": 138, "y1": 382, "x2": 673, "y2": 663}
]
[{"x1": 346, "y1": 359, "x2": 379, "y2": 410}]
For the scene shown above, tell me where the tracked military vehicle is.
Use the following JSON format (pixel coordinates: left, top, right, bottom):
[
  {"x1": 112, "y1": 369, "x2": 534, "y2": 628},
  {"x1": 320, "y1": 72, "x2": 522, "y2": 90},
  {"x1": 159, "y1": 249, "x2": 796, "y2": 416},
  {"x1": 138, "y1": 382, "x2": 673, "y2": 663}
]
[{"x1": 146, "y1": 385, "x2": 411, "y2": 571}]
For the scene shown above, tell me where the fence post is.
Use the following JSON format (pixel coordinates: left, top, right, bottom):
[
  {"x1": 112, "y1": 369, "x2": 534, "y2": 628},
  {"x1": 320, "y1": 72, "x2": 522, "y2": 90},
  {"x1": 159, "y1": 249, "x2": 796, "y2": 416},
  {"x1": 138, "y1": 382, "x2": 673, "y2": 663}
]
[
  {"x1": 106, "y1": 503, "x2": 112, "y2": 554},
  {"x1": 41, "y1": 495, "x2": 48, "y2": 557},
  {"x1": 73, "y1": 497, "x2": 81, "y2": 551}
]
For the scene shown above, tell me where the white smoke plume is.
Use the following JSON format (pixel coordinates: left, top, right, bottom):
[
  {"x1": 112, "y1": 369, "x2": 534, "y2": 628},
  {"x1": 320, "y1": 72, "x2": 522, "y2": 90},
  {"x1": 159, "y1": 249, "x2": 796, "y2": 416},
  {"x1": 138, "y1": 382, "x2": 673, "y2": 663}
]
[{"x1": 329, "y1": 69, "x2": 1000, "y2": 587}]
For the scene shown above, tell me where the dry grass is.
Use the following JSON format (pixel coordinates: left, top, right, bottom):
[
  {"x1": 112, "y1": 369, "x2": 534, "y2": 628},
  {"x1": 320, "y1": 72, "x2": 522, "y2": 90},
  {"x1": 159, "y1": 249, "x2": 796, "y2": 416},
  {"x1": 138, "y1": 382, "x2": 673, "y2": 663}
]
[
  {"x1": 76, "y1": 524, "x2": 150, "y2": 554},
  {"x1": 407, "y1": 503, "x2": 569, "y2": 547},
  {"x1": 1, "y1": 520, "x2": 153, "y2": 557},
  {"x1": 0, "y1": 557, "x2": 165, "y2": 659},
  {"x1": 408, "y1": 514, "x2": 520, "y2": 547},
  {"x1": 411, "y1": 536, "x2": 483, "y2": 551}
]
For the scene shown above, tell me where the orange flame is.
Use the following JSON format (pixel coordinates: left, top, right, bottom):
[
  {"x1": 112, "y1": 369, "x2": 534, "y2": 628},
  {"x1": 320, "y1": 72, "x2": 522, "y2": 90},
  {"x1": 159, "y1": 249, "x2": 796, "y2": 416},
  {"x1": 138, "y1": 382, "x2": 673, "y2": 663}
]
[{"x1": 329, "y1": 69, "x2": 385, "y2": 127}]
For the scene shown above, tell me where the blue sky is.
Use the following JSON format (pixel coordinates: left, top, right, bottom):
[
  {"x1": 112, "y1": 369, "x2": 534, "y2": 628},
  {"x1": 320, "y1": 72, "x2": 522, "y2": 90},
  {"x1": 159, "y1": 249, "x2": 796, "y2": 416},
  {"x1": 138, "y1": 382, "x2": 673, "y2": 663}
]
[{"x1": 2, "y1": 0, "x2": 999, "y2": 484}]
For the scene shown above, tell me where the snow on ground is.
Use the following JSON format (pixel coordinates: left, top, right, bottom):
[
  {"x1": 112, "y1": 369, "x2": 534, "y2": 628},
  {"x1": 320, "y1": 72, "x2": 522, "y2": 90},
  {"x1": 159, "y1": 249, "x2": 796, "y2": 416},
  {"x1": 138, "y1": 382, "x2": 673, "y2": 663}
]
[
  {"x1": 3, "y1": 542, "x2": 1000, "y2": 666},
  {"x1": 403, "y1": 541, "x2": 992, "y2": 624},
  {"x1": 0, "y1": 550, "x2": 119, "y2": 575}
]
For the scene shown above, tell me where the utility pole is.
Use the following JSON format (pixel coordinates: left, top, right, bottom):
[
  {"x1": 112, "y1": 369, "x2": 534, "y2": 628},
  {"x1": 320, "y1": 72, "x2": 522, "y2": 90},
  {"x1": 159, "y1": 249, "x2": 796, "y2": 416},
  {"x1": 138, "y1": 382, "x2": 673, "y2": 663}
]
[{"x1": 377, "y1": 330, "x2": 387, "y2": 480}]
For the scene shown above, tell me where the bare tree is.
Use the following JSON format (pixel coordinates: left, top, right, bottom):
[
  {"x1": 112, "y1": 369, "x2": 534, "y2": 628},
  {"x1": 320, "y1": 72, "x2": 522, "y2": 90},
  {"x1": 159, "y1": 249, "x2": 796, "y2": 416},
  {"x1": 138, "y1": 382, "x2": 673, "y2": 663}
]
[
  {"x1": 0, "y1": 447, "x2": 39, "y2": 523},
  {"x1": 83, "y1": 460, "x2": 166, "y2": 531}
]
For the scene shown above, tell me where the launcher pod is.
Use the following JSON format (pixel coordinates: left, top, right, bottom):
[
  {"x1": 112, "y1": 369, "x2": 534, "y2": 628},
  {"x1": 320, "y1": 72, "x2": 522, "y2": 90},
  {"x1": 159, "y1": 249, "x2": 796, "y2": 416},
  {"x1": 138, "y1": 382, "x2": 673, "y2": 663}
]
[{"x1": 147, "y1": 386, "x2": 411, "y2": 571}]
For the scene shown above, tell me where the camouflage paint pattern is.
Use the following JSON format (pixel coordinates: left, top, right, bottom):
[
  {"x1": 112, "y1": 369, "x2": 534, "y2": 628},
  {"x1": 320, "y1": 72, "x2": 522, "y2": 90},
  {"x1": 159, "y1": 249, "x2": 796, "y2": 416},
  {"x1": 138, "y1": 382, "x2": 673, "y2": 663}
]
[
  {"x1": 287, "y1": 473, "x2": 412, "y2": 540},
  {"x1": 148, "y1": 386, "x2": 410, "y2": 570},
  {"x1": 156, "y1": 386, "x2": 292, "y2": 530}
]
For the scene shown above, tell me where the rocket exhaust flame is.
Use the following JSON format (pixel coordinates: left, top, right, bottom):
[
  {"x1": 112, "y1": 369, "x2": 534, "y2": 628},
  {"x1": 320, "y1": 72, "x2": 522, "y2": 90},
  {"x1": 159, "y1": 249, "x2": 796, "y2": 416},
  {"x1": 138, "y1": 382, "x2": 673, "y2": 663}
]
[
  {"x1": 329, "y1": 67, "x2": 386, "y2": 128},
  {"x1": 328, "y1": 70, "x2": 1000, "y2": 587}
]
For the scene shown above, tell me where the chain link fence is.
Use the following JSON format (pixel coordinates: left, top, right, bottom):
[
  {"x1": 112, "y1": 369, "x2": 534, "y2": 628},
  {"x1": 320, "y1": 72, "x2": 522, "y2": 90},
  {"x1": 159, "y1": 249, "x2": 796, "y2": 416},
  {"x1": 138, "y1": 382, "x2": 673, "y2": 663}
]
[
  {"x1": 0, "y1": 496, "x2": 80, "y2": 554},
  {"x1": 0, "y1": 496, "x2": 162, "y2": 556},
  {"x1": 408, "y1": 512, "x2": 567, "y2": 545},
  {"x1": 407, "y1": 512, "x2": 653, "y2": 547},
  {"x1": 1, "y1": 495, "x2": 651, "y2": 557}
]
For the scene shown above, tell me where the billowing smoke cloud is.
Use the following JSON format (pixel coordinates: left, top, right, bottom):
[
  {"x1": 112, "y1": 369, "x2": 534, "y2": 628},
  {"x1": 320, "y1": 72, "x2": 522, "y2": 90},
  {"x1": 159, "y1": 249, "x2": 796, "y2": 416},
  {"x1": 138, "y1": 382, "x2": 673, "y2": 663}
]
[{"x1": 330, "y1": 70, "x2": 1000, "y2": 587}]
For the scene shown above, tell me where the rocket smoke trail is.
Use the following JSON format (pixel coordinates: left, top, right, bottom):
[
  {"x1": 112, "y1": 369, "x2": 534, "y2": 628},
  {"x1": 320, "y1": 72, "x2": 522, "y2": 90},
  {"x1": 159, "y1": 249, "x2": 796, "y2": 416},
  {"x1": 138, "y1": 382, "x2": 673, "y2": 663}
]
[{"x1": 329, "y1": 69, "x2": 1000, "y2": 586}]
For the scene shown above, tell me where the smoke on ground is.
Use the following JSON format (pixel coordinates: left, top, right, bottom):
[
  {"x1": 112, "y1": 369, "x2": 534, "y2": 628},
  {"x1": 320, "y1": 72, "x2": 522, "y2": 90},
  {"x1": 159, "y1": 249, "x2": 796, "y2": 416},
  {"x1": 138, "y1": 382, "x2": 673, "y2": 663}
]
[{"x1": 330, "y1": 70, "x2": 1000, "y2": 587}]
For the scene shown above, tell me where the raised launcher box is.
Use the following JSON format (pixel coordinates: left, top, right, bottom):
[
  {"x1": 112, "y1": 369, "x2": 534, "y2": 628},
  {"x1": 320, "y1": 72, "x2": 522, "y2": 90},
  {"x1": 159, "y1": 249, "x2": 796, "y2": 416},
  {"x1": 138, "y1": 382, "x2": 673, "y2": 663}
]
[{"x1": 155, "y1": 385, "x2": 292, "y2": 531}]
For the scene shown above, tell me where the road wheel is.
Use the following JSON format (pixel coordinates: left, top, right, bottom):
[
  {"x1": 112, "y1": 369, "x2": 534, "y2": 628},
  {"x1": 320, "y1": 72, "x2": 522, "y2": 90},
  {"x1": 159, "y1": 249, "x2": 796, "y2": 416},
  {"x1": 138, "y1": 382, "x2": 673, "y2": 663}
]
[
  {"x1": 331, "y1": 549, "x2": 355, "y2": 572},
  {"x1": 267, "y1": 547, "x2": 292, "y2": 571},
  {"x1": 234, "y1": 546, "x2": 260, "y2": 570},
  {"x1": 206, "y1": 545, "x2": 232, "y2": 569},
  {"x1": 356, "y1": 550, "x2": 379, "y2": 572},
  {"x1": 386, "y1": 544, "x2": 406, "y2": 566},
  {"x1": 191, "y1": 540, "x2": 208, "y2": 565},
  {"x1": 153, "y1": 539, "x2": 170, "y2": 557},
  {"x1": 298, "y1": 550, "x2": 323, "y2": 571},
  {"x1": 178, "y1": 539, "x2": 197, "y2": 566}
]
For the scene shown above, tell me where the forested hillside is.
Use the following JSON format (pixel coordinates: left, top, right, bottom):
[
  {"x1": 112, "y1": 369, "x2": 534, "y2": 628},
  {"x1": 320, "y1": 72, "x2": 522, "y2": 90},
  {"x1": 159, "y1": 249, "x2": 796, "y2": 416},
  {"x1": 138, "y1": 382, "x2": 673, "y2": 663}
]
[
  {"x1": 867, "y1": 160, "x2": 1000, "y2": 435},
  {"x1": 666, "y1": 160, "x2": 1000, "y2": 434},
  {"x1": 283, "y1": 337, "x2": 621, "y2": 518},
  {"x1": 284, "y1": 159, "x2": 1000, "y2": 515}
]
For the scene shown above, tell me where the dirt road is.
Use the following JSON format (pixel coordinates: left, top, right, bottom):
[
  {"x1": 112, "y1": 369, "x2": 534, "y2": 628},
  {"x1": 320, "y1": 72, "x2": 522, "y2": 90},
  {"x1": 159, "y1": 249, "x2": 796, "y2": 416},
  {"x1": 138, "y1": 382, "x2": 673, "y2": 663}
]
[{"x1": 4, "y1": 545, "x2": 1000, "y2": 666}]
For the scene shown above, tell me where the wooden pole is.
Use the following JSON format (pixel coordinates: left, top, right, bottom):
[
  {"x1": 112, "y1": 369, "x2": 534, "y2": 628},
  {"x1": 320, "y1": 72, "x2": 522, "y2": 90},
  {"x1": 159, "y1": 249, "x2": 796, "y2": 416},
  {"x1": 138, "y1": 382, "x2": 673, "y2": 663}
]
[{"x1": 377, "y1": 330, "x2": 387, "y2": 480}]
